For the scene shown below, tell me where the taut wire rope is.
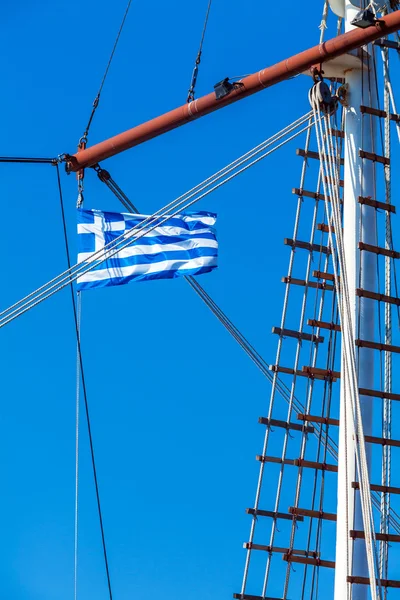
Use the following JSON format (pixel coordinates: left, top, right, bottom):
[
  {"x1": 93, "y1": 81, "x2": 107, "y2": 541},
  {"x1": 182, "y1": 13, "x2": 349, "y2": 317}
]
[
  {"x1": 311, "y1": 88, "x2": 383, "y2": 599},
  {"x1": 187, "y1": 0, "x2": 213, "y2": 103},
  {"x1": 0, "y1": 114, "x2": 317, "y2": 329},
  {"x1": 80, "y1": 0, "x2": 133, "y2": 144},
  {"x1": 56, "y1": 164, "x2": 114, "y2": 600}
]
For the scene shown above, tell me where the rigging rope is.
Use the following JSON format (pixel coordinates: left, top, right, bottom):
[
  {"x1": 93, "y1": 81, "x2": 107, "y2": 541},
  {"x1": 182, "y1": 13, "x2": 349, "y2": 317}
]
[
  {"x1": 80, "y1": 0, "x2": 133, "y2": 144},
  {"x1": 381, "y1": 40, "x2": 392, "y2": 591},
  {"x1": 0, "y1": 113, "x2": 316, "y2": 329},
  {"x1": 311, "y1": 89, "x2": 382, "y2": 600},
  {"x1": 56, "y1": 165, "x2": 114, "y2": 600},
  {"x1": 0, "y1": 157, "x2": 57, "y2": 164},
  {"x1": 74, "y1": 293, "x2": 81, "y2": 600},
  {"x1": 187, "y1": 0, "x2": 213, "y2": 103},
  {"x1": 94, "y1": 163, "x2": 340, "y2": 465}
]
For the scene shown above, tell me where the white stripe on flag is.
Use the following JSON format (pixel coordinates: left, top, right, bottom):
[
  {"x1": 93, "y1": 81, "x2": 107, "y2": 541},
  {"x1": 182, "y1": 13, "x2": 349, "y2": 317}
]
[
  {"x1": 77, "y1": 237, "x2": 218, "y2": 264},
  {"x1": 77, "y1": 255, "x2": 217, "y2": 284}
]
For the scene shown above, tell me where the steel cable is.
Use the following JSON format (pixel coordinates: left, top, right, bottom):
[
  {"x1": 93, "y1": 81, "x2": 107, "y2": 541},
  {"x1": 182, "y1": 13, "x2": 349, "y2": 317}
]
[
  {"x1": 0, "y1": 115, "x2": 316, "y2": 330},
  {"x1": 56, "y1": 165, "x2": 114, "y2": 600}
]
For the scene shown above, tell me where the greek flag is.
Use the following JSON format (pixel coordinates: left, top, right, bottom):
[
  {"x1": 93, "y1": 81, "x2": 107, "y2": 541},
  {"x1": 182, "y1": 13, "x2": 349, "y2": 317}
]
[{"x1": 76, "y1": 209, "x2": 218, "y2": 290}]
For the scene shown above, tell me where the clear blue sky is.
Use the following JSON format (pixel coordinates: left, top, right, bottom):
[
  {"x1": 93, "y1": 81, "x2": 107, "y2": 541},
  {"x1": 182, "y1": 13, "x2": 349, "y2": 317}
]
[{"x1": 1, "y1": 1, "x2": 400, "y2": 599}]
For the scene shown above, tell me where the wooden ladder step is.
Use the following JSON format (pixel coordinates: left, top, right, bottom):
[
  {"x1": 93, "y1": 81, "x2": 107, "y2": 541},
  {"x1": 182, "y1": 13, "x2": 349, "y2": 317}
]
[
  {"x1": 327, "y1": 128, "x2": 344, "y2": 138},
  {"x1": 258, "y1": 416, "x2": 315, "y2": 433},
  {"x1": 308, "y1": 319, "x2": 341, "y2": 332},
  {"x1": 297, "y1": 148, "x2": 344, "y2": 166},
  {"x1": 297, "y1": 413, "x2": 339, "y2": 427},
  {"x1": 292, "y1": 188, "x2": 343, "y2": 204},
  {"x1": 269, "y1": 365, "x2": 339, "y2": 382},
  {"x1": 298, "y1": 413, "x2": 400, "y2": 446},
  {"x1": 256, "y1": 455, "x2": 338, "y2": 472},
  {"x1": 364, "y1": 435, "x2": 400, "y2": 448},
  {"x1": 246, "y1": 508, "x2": 304, "y2": 522},
  {"x1": 325, "y1": 175, "x2": 344, "y2": 187},
  {"x1": 289, "y1": 506, "x2": 337, "y2": 521},
  {"x1": 359, "y1": 387, "x2": 400, "y2": 401},
  {"x1": 350, "y1": 530, "x2": 400, "y2": 543},
  {"x1": 302, "y1": 366, "x2": 340, "y2": 380},
  {"x1": 243, "y1": 543, "x2": 319, "y2": 557},
  {"x1": 358, "y1": 196, "x2": 396, "y2": 213},
  {"x1": 360, "y1": 104, "x2": 400, "y2": 123},
  {"x1": 313, "y1": 270, "x2": 338, "y2": 282},
  {"x1": 284, "y1": 238, "x2": 331, "y2": 255},
  {"x1": 282, "y1": 277, "x2": 334, "y2": 291},
  {"x1": 356, "y1": 339, "x2": 400, "y2": 354},
  {"x1": 359, "y1": 242, "x2": 400, "y2": 259},
  {"x1": 359, "y1": 150, "x2": 390, "y2": 165},
  {"x1": 352, "y1": 482, "x2": 400, "y2": 495},
  {"x1": 348, "y1": 576, "x2": 400, "y2": 588},
  {"x1": 283, "y1": 554, "x2": 335, "y2": 568},
  {"x1": 317, "y1": 223, "x2": 336, "y2": 233},
  {"x1": 233, "y1": 595, "x2": 285, "y2": 600},
  {"x1": 292, "y1": 187, "x2": 332, "y2": 202},
  {"x1": 272, "y1": 326, "x2": 324, "y2": 343},
  {"x1": 356, "y1": 289, "x2": 400, "y2": 306}
]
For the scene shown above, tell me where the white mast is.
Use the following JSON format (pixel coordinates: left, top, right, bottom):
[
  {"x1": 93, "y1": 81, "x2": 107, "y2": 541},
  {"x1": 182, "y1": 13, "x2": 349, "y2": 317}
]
[{"x1": 333, "y1": 1, "x2": 377, "y2": 598}]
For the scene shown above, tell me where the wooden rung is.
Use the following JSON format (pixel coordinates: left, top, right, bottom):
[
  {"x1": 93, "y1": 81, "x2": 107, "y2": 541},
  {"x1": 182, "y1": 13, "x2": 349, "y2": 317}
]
[
  {"x1": 356, "y1": 288, "x2": 400, "y2": 306},
  {"x1": 297, "y1": 148, "x2": 344, "y2": 166},
  {"x1": 282, "y1": 276, "x2": 334, "y2": 291},
  {"x1": 364, "y1": 435, "x2": 400, "y2": 448},
  {"x1": 284, "y1": 238, "x2": 331, "y2": 255},
  {"x1": 292, "y1": 187, "x2": 332, "y2": 202},
  {"x1": 359, "y1": 242, "x2": 400, "y2": 260},
  {"x1": 358, "y1": 196, "x2": 396, "y2": 213},
  {"x1": 283, "y1": 554, "x2": 335, "y2": 568},
  {"x1": 243, "y1": 542, "x2": 319, "y2": 557},
  {"x1": 272, "y1": 326, "x2": 324, "y2": 343},
  {"x1": 348, "y1": 576, "x2": 400, "y2": 588},
  {"x1": 258, "y1": 416, "x2": 315, "y2": 433},
  {"x1": 269, "y1": 365, "x2": 338, "y2": 382},
  {"x1": 302, "y1": 366, "x2": 340, "y2": 380},
  {"x1": 356, "y1": 338, "x2": 400, "y2": 354},
  {"x1": 256, "y1": 455, "x2": 338, "y2": 472},
  {"x1": 308, "y1": 319, "x2": 341, "y2": 332},
  {"x1": 327, "y1": 128, "x2": 344, "y2": 138},
  {"x1": 297, "y1": 413, "x2": 339, "y2": 426},
  {"x1": 359, "y1": 387, "x2": 400, "y2": 401},
  {"x1": 360, "y1": 105, "x2": 386, "y2": 117},
  {"x1": 269, "y1": 365, "x2": 303, "y2": 376},
  {"x1": 299, "y1": 417, "x2": 400, "y2": 446},
  {"x1": 374, "y1": 38, "x2": 400, "y2": 50},
  {"x1": 352, "y1": 482, "x2": 400, "y2": 495},
  {"x1": 350, "y1": 530, "x2": 400, "y2": 543},
  {"x1": 233, "y1": 595, "x2": 284, "y2": 600},
  {"x1": 289, "y1": 506, "x2": 337, "y2": 521},
  {"x1": 359, "y1": 150, "x2": 390, "y2": 165},
  {"x1": 360, "y1": 104, "x2": 400, "y2": 123},
  {"x1": 317, "y1": 223, "x2": 336, "y2": 233},
  {"x1": 246, "y1": 507, "x2": 304, "y2": 521},
  {"x1": 313, "y1": 270, "x2": 338, "y2": 283},
  {"x1": 325, "y1": 175, "x2": 344, "y2": 187}
]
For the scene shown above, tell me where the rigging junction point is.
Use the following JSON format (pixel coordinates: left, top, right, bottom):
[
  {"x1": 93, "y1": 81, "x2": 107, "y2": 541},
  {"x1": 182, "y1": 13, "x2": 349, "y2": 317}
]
[{"x1": 65, "y1": 9, "x2": 400, "y2": 172}]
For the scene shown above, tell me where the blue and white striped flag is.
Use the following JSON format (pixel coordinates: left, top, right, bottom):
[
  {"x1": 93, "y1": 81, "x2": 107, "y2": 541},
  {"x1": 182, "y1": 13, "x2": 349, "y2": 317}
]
[{"x1": 76, "y1": 209, "x2": 218, "y2": 290}]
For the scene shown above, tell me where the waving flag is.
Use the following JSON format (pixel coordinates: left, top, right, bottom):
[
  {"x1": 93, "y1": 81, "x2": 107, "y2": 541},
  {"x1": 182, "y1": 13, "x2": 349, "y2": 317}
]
[{"x1": 76, "y1": 209, "x2": 218, "y2": 290}]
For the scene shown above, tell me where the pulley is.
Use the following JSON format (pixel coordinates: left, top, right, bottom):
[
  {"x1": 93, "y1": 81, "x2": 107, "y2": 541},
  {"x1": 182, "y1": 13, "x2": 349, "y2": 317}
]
[{"x1": 308, "y1": 80, "x2": 338, "y2": 115}]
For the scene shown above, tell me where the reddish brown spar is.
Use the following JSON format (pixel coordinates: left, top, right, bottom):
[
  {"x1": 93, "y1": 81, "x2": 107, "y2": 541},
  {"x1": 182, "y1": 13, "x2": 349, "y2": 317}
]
[{"x1": 66, "y1": 10, "x2": 400, "y2": 172}]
